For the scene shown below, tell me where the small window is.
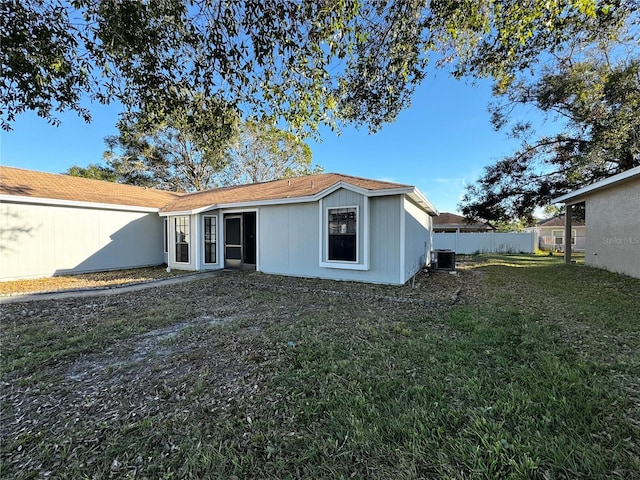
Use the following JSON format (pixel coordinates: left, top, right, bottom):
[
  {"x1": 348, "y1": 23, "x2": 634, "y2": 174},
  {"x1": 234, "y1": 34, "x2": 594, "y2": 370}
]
[
  {"x1": 175, "y1": 216, "x2": 190, "y2": 263},
  {"x1": 552, "y1": 230, "x2": 564, "y2": 245},
  {"x1": 328, "y1": 207, "x2": 357, "y2": 262},
  {"x1": 552, "y1": 229, "x2": 577, "y2": 245},
  {"x1": 163, "y1": 218, "x2": 168, "y2": 253},
  {"x1": 203, "y1": 216, "x2": 217, "y2": 264}
]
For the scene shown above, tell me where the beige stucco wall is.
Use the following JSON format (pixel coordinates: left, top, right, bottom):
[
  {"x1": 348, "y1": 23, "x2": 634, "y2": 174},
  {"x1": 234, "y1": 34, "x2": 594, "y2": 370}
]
[
  {"x1": 582, "y1": 179, "x2": 640, "y2": 278},
  {"x1": 0, "y1": 201, "x2": 165, "y2": 280}
]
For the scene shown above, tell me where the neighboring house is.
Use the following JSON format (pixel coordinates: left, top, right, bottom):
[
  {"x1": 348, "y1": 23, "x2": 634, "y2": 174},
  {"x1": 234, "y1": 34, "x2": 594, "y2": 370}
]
[
  {"x1": 1, "y1": 166, "x2": 438, "y2": 285},
  {"x1": 527, "y1": 215, "x2": 586, "y2": 252},
  {"x1": 553, "y1": 166, "x2": 640, "y2": 279},
  {"x1": 432, "y1": 212, "x2": 494, "y2": 233}
]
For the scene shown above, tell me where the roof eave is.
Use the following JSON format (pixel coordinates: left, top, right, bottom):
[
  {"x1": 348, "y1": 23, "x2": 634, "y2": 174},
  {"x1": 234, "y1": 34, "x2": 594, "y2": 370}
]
[
  {"x1": 407, "y1": 188, "x2": 439, "y2": 216},
  {"x1": 0, "y1": 194, "x2": 162, "y2": 213},
  {"x1": 553, "y1": 166, "x2": 640, "y2": 204}
]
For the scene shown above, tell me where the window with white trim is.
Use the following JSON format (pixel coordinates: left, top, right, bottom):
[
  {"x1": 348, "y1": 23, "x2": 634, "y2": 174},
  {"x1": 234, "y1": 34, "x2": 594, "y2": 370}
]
[
  {"x1": 203, "y1": 216, "x2": 217, "y2": 264},
  {"x1": 552, "y1": 229, "x2": 577, "y2": 245},
  {"x1": 328, "y1": 207, "x2": 357, "y2": 262},
  {"x1": 175, "y1": 216, "x2": 190, "y2": 263}
]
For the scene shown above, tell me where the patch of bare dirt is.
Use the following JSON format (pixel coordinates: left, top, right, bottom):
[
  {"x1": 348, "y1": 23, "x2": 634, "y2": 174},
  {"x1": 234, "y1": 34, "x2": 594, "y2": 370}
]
[
  {"x1": 0, "y1": 268, "x2": 472, "y2": 476},
  {"x1": 0, "y1": 266, "x2": 192, "y2": 296}
]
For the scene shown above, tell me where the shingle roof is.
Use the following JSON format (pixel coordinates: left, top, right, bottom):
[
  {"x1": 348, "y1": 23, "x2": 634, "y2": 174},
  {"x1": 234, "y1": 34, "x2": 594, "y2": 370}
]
[
  {"x1": 160, "y1": 173, "x2": 411, "y2": 213},
  {"x1": 433, "y1": 212, "x2": 494, "y2": 230},
  {"x1": 0, "y1": 166, "x2": 180, "y2": 209},
  {"x1": 433, "y1": 212, "x2": 466, "y2": 225},
  {"x1": 0, "y1": 167, "x2": 426, "y2": 213},
  {"x1": 537, "y1": 215, "x2": 585, "y2": 227}
]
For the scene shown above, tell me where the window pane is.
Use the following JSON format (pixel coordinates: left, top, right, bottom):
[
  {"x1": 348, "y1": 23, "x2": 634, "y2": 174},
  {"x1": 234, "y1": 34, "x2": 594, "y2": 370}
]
[
  {"x1": 175, "y1": 216, "x2": 189, "y2": 263},
  {"x1": 329, "y1": 234, "x2": 356, "y2": 261},
  {"x1": 328, "y1": 207, "x2": 357, "y2": 262},
  {"x1": 205, "y1": 243, "x2": 216, "y2": 263},
  {"x1": 176, "y1": 243, "x2": 189, "y2": 263},
  {"x1": 204, "y1": 216, "x2": 217, "y2": 263}
]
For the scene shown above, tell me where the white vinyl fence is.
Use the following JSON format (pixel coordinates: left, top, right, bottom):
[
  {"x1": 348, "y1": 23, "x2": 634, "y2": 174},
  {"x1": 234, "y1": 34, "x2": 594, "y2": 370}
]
[{"x1": 433, "y1": 232, "x2": 535, "y2": 254}]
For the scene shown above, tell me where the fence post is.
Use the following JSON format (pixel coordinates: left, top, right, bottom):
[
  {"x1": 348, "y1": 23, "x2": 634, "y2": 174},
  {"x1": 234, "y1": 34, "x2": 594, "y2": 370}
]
[{"x1": 531, "y1": 232, "x2": 535, "y2": 253}]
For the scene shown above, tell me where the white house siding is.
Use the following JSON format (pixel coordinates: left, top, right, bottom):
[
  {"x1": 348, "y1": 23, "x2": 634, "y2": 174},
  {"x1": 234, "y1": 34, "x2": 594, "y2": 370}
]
[
  {"x1": 258, "y1": 202, "x2": 320, "y2": 276},
  {"x1": 258, "y1": 194, "x2": 405, "y2": 284},
  {"x1": 369, "y1": 195, "x2": 401, "y2": 281},
  {"x1": 0, "y1": 202, "x2": 164, "y2": 280},
  {"x1": 584, "y1": 181, "x2": 640, "y2": 278},
  {"x1": 402, "y1": 197, "x2": 431, "y2": 283}
]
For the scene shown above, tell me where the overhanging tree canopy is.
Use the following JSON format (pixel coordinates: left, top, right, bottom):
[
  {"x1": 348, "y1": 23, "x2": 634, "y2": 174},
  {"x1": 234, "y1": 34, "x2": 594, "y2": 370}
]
[
  {"x1": 2, "y1": 0, "x2": 634, "y2": 133},
  {"x1": 460, "y1": 32, "x2": 640, "y2": 223}
]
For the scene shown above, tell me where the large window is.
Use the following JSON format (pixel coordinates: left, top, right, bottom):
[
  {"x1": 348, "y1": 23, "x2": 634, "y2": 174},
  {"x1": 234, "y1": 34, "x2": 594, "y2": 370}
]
[
  {"x1": 175, "y1": 216, "x2": 190, "y2": 263},
  {"x1": 203, "y1": 216, "x2": 217, "y2": 264},
  {"x1": 328, "y1": 207, "x2": 357, "y2": 262}
]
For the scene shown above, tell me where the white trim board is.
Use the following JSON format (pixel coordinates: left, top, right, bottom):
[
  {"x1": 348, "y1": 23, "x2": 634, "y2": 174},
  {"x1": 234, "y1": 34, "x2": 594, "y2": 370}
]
[{"x1": 0, "y1": 195, "x2": 160, "y2": 213}]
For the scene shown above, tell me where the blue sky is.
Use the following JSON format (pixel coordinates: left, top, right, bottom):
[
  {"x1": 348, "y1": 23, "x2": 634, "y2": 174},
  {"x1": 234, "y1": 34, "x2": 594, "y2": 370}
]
[{"x1": 1, "y1": 74, "x2": 538, "y2": 214}]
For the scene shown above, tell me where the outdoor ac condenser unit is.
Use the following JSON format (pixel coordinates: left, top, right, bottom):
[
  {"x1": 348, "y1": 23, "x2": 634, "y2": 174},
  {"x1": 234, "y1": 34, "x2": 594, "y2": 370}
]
[{"x1": 431, "y1": 249, "x2": 456, "y2": 271}]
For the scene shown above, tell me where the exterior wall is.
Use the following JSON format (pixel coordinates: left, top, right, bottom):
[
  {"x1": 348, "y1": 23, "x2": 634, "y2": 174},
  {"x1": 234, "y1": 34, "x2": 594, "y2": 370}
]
[
  {"x1": 369, "y1": 195, "x2": 402, "y2": 282},
  {"x1": 433, "y1": 231, "x2": 535, "y2": 254},
  {"x1": 402, "y1": 197, "x2": 431, "y2": 283},
  {"x1": 583, "y1": 180, "x2": 640, "y2": 278},
  {"x1": 258, "y1": 202, "x2": 320, "y2": 276},
  {"x1": 258, "y1": 193, "x2": 405, "y2": 284},
  {"x1": 0, "y1": 202, "x2": 164, "y2": 280}
]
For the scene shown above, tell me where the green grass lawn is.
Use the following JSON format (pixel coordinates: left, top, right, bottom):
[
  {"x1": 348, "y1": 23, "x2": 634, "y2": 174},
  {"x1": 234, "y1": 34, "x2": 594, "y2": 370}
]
[{"x1": 1, "y1": 255, "x2": 639, "y2": 479}]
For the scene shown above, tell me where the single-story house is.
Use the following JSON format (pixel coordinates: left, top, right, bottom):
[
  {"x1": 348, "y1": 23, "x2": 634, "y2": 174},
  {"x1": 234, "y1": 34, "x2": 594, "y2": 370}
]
[
  {"x1": 526, "y1": 215, "x2": 586, "y2": 252},
  {"x1": 432, "y1": 212, "x2": 494, "y2": 233},
  {"x1": 553, "y1": 166, "x2": 640, "y2": 279},
  {"x1": 1, "y1": 166, "x2": 439, "y2": 285}
]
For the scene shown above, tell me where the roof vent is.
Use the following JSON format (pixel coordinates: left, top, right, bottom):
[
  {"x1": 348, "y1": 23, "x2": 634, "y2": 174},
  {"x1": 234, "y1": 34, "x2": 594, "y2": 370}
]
[{"x1": 311, "y1": 180, "x2": 315, "y2": 188}]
